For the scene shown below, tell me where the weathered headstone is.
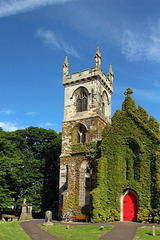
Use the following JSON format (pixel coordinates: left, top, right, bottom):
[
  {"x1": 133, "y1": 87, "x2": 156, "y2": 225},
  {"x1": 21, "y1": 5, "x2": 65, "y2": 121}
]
[
  {"x1": 27, "y1": 204, "x2": 33, "y2": 220},
  {"x1": 20, "y1": 198, "x2": 28, "y2": 220},
  {"x1": 43, "y1": 210, "x2": 53, "y2": 226},
  {"x1": 20, "y1": 198, "x2": 33, "y2": 220}
]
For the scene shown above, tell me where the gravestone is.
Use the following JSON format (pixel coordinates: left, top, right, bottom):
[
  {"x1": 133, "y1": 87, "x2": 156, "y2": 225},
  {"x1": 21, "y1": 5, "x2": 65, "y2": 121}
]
[
  {"x1": 20, "y1": 198, "x2": 33, "y2": 220},
  {"x1": 27, "y1": 204, "x2": 33, "y2": 219},
  {"x1": 43, "y1": 210, "x2": 53, "y2": 226},
  {"x1": 20, "y1": 198, "x2": 28, "y2": 220}
]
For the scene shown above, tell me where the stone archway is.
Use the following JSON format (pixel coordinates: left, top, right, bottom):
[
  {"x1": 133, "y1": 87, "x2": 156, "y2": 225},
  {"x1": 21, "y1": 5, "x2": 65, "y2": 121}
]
[
  {"x1": 119, "y1": 189, "x2": 138, "y2": 222},
  {"x1": 79, "y1": 160, "x2": 95, "y2": 207}
]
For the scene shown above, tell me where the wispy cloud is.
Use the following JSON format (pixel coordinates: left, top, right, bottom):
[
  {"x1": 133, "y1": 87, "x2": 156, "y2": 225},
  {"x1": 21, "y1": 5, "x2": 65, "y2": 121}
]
[
  {"x1": 37, "y1": 122, "x2": 53, "y2": 128},
  {"x1": 26, "y1": 111, "x2": 39, "y2": 116},
  {"x1": 37, "y1": 29, "x2": 80, "y2": 58},
  {"x1": 0, "y1": 109, "x2": 15, "y2": 115},
  {"x1": 60, "y1": 39, "x2": 80, "y2": 58},
  {"x1": 0, "y1": 121, "x2": 18, "y2": 132},
  {"x1": 45, "y1": 122, "x2": 53, "y2": 126},
  {"x1": 0, "y1": 0, "x2": 78, "y2": 18},
  {"x1": 121, "y1": 20, "x2": 160, "y2": 64},
  {"x1": 37, "y1": 29, "x2": 61, "y2": 50}
]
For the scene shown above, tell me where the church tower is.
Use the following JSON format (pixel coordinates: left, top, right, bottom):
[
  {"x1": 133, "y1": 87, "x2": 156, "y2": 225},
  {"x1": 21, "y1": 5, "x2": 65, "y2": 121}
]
[{"x1": 59, "y1": 46, "x2": 114, "y2": 220}]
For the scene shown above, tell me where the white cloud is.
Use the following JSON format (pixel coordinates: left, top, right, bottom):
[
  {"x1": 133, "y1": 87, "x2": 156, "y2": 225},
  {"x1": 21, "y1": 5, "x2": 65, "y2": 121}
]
[
  {"x1": 37, "y1": 29, "x2": 80, "y2": 58},
  {"x1": 37, "y1": 29, "x2": 61, "y2": 50},
  {"x1": 0, "y1": 121, "x2": 18, "y2": 132},
  {"x1": 0, "y1": 109, "x2": 15, "y2": 115},
  {"x1": 121, "y1": 21, "x2": 160, "y2": 63},
  {"x1": 26, "y1": 111, "x2": 39, "y2": 116},
  {"x1": 45, "y1": 122, "x2": 53, "y2": 126},
  {"x1": 0, "y1": 0, "x2": 78, "y2": 18},
  {"x1": 37, "y1": 122, "x2": 53, "y2": 128},
  {"x1": 121, "y1": 30, "x2": 149, "y2": 61},
  {"x1": 60, "y1": 39, "x2": 80, "y2": 58}
]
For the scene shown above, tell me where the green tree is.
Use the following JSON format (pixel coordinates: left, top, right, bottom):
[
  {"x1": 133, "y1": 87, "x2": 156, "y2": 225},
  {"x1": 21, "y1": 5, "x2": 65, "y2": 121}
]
[
  {"x1": 0, "y1": 129, "x2": 22, "y2": 211},
  {"x1": 7, "y1": 127, "x2": 61, "y2": 214},
  {"x1": 0, "y1": 127, "x2": 61, "y2": 214}
]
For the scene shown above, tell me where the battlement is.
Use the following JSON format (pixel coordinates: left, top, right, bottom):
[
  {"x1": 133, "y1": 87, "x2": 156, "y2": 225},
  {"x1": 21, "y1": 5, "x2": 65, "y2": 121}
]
[
  {"x1": 63, "y1": 67, "x2": 113, "y2": 93},
  {"x1": 71, "y1": 69, "x2": 91, "y2": 79}
]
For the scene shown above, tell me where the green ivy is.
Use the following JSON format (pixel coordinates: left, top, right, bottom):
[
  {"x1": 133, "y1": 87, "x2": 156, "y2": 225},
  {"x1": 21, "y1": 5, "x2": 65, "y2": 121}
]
[
  {"x1": 72, "y1": 142, "x2": 97, "y2": 154},
  {"x1": 62, "y1": 95, "x2": 160, "y2": 223},
  {"x1": 91, "y1": 95, "x2": 160, "y2": 222},
  {"x1": 138, "y1": 208, "x2": 160, "y2": 223}
]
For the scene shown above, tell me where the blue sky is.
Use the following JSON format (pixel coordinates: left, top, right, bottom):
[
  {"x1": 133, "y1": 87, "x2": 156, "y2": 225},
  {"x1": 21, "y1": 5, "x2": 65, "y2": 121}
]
[{"x1": 0, "y1": 0, "x2": 160, "y2": 133}]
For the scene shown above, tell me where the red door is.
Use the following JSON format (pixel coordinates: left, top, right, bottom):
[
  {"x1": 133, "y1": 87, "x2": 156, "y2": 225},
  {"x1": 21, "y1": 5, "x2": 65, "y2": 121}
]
[{"x1": 123, "y1": 193, "x2": 137, "y2": 221}]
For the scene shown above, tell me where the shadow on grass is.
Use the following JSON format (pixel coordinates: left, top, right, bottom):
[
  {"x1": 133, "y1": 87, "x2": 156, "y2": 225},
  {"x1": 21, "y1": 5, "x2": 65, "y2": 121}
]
[{"x1": 146, "y1": 233, "x2": 160, "y2": 236}]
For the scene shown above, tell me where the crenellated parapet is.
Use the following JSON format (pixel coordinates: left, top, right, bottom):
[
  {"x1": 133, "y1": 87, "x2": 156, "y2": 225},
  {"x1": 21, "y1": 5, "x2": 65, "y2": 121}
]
[{"x1": 63, "y1": 66, "x2": 113, "y2": 94}]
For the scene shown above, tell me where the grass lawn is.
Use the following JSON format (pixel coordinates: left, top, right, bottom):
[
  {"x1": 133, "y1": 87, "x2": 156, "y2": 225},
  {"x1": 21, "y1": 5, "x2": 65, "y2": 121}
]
[
  {"x1": 40, "y1": 223, "x2": 113, "y2": 240},
  {"x1": 134, "y1": 227, "x2": 160, "y2": 240},
  {"x1": 0, "y1": 221, "x2": 30, "y2": 240}
]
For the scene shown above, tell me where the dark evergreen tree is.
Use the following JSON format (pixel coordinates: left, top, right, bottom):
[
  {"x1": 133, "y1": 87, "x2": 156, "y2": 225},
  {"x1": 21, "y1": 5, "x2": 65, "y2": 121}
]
[{"x1": 0, "y1": 127, "x2": 61, "y2": 215}]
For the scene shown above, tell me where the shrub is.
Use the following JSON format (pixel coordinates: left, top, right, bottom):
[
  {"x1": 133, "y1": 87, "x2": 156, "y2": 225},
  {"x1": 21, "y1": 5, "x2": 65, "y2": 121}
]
[{"x1": 138, "y1": 208, "x2": 160, "y2": 223}]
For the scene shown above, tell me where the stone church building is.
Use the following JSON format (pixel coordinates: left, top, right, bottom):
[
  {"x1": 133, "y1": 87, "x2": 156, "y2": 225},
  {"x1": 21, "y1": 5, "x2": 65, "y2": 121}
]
[{"x1": 59, "y1": 46, "x2": 160, "y2": 222}]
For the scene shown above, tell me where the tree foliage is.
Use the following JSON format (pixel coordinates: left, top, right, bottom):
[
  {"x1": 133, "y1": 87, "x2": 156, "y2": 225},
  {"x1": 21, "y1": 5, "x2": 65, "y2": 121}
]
[{"x1": 0, "y1": 127, "x2": 61, "y2": 215}]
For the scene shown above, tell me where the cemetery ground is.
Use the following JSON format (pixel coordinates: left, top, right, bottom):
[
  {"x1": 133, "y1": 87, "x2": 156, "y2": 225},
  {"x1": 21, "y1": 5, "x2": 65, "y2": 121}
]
[
  {"x1": 134, "y1": 227, "x2": 160, "y2": 240},
  {"x1": 40, "y1": 223, "x2": 113, "y2": 240},
  {"x1": 0, "y1": 220, "x2": 160, "y2": 240},
  {"x1": 0, "y1": 220, "x2": 30, "y2": 240}
]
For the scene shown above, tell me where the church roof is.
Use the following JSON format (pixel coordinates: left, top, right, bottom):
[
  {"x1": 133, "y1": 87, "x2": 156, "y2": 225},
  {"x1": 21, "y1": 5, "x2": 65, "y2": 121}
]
[{"x1": 108, "y1": 88, "x2": 160, "y2": 142}]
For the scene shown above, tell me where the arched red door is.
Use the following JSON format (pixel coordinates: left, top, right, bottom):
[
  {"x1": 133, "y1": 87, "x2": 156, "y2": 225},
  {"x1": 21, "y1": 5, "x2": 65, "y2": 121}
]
[{"x1": 123, "y1": 193, "x2": 137, "y2": 221}]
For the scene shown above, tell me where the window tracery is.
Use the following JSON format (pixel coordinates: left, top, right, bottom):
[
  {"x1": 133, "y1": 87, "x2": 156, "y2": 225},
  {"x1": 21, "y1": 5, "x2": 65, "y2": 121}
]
[
  {"x1": 76, "y1": 88, "x2": 88, "y2": 112},
  {"x1": 77, "y1": 124, "x2": 86, "y2": 143}
]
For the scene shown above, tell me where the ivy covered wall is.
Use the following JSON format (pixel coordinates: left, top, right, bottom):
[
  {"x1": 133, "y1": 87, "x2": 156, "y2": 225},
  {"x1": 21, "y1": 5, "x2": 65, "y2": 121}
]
[
  {"x1": 91, "y1": 94, "x2": 160, "y2": 222},
  {"x1": 60, "y1": 141, "x2": 99, "y2": 218}
]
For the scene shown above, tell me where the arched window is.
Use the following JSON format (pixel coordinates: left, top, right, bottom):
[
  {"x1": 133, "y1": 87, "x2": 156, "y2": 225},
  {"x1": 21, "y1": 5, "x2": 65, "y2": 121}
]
[
  {"x1": 77, "y1": 124, "x2": 87, "y2": 144},
  {"x1": 79, "y1": 161, "x2": 95, "y2": 207},
  {"x1": 101, "y1": 91, "x2": 109, "y2": 116},
  {"x1": 126, "y1": 138, "x2": 140, "y2": 180},
  {"x1": 72, "y1": 123, "x2": 87, "y2": 144},
  {"x1": 76, "y1": 88, "x2": 88, "y2": 112}
]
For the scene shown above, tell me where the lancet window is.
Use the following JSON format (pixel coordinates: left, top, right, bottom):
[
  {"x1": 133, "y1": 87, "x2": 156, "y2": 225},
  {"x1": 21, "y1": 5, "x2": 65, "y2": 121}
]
[
  {"x1": 101, "y1": 91, "x2": 109, "y2": 117},
  {"x1": 77, "y1": 124, "x2": 86, "y2": 144},
  {"x1": 76, "y1": 88, "x2": 88, "y2": 112},
  {"x1": 79, "y1": 161, "x2": 95, "y2": 207}
]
